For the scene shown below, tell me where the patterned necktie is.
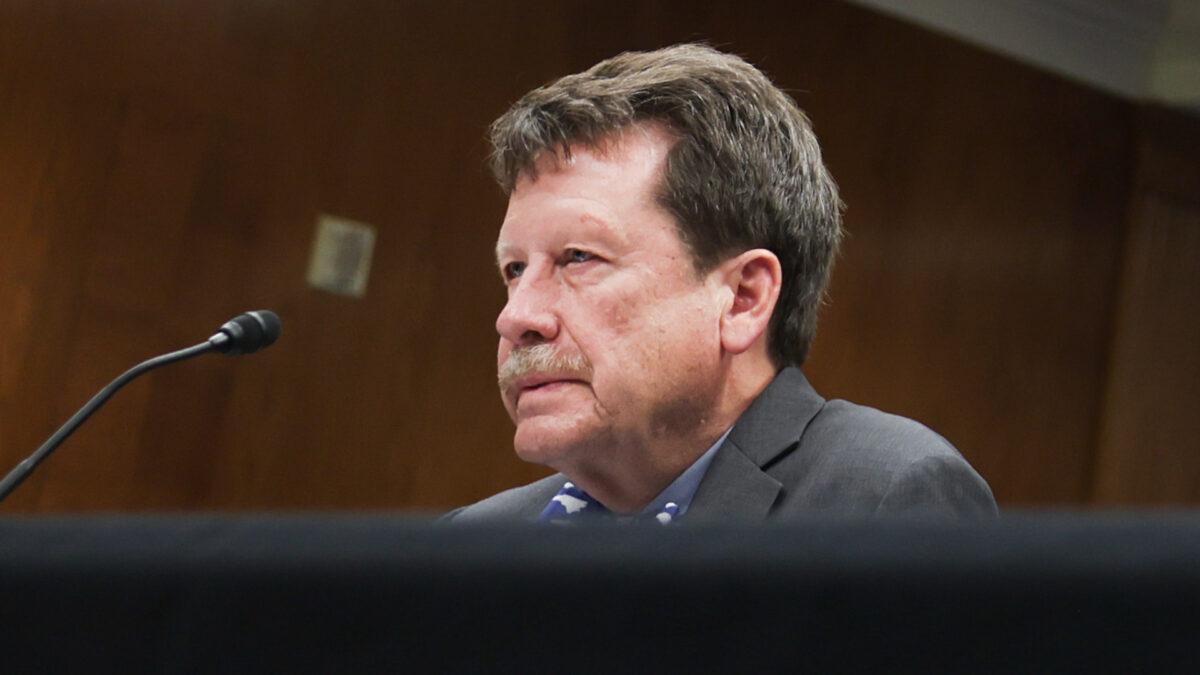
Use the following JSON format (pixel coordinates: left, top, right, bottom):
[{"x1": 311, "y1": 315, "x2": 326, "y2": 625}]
[{"x1": 538, "y1": 482, "x2": 679, "y2": 525}]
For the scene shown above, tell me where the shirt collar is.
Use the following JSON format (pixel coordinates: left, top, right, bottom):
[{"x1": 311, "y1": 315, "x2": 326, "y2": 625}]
[{"x1": 637, "y1": 427, "x2": 731, "y2": 519}]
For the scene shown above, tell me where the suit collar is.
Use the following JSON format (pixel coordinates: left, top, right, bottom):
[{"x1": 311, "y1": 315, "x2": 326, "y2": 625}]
[
  {"x1": 687, "y1": 367, "x2": 825, "y2": 520},
  {"x1": 728, "y1": 367, "x2": 825, "y2": 468}
]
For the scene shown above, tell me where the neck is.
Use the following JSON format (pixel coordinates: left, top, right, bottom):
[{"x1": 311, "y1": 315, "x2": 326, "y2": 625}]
[{"x1": 560, "y1": 356, "x2": 777, "y2": 514}]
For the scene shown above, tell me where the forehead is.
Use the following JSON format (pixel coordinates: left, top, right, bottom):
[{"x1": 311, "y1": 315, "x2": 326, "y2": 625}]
[
  {"x1": 521, "y1": 123, "x2": 675, "y2": 194},
  {"x1": 496, "y1": 125, "x2": 677, "y2": 246}
]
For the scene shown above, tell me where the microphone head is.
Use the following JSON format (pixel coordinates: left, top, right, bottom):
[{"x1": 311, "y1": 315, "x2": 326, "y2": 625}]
[{"x1": 212, "y1": 310, "x2": 282, "y2": 355}]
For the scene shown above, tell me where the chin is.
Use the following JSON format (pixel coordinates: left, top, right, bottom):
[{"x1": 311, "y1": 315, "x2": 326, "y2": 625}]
[
  {"x1": 512, "y1": 435, "x2": 570, "y2": 469},
  {"x1": 511, "y1": 419, "x2": 591, "y2": 469}
]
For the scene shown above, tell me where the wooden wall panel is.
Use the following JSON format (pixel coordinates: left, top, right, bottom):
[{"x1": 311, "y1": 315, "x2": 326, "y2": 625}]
[
  {"x1": 788, "y1": 17, "x2": 1136, "y2": 505},
  {"x1": 0, "y1": 0, "x2": 1169, "y2": 512},
  {"x1": 1092, "y1": 107, "x2": 1200, "y2": 505}
]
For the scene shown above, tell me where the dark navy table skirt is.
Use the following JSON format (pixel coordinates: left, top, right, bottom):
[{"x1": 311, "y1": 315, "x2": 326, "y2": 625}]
[{"x1": 2, "y1": 515, "x2": 1198, "y2": 672}]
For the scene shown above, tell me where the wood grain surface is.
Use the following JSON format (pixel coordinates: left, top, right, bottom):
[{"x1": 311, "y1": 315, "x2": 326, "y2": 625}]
[{"x1": 0, "y1": 0, "x2": 1193, "y2": 511}]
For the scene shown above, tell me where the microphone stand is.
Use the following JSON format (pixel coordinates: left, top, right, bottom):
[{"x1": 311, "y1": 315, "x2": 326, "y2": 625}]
[
  {"x1": 0, "y1": 341, "x2": 218, "y2": 503},
  {"x1": 0, "y1": 310, "x2": 279, "y2": 505}
]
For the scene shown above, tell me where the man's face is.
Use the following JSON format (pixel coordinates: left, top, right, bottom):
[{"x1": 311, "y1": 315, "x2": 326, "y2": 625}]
[{"x1": 495, "y1": 126, "x2": 725, "y2": 472}]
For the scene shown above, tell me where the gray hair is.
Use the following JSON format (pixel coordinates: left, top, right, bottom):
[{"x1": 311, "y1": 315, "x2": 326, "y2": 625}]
[{"x1": 489, "y1": 44, "x2": 842, "y2": 367}]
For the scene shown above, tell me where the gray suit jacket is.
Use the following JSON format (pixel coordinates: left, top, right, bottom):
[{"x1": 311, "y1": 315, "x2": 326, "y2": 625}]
[{"x1": 448, "y1": 367, "x2": 997, "y2": 522}]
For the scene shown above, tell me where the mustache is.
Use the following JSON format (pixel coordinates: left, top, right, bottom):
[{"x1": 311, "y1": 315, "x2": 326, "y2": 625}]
[{"x1": 498, "y1": 344, "x2": 592, "y2": 392}]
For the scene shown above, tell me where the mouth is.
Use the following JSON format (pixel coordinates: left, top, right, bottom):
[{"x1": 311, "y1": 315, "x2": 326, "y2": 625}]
[{"x1": 511, "y1": 375, "x2": 588, "y2": 401}]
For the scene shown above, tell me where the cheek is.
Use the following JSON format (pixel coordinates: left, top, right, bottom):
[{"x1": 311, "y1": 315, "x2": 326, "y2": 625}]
[
  {"x1": 603, "y1": 299, "x2": 636, "y2": 334},
  {"x1": 607, "y1": 293, "x2": 718, "y2": 373},
  {"x1": 560, "y1": 289, "x2": 634, "y2": 357},
  {"x1": 592, "y1": 272, "x2": 681, "y2": 334},
  {"x1": 654, "y1": 289, "x2": 722, "y2": 357},
  {"x1": 566, "y1": 268, "x2": 719, "y2": 372}
]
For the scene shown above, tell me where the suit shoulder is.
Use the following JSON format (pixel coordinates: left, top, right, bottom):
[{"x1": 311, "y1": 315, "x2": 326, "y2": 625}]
[
  {"x1": 781, "y1": 399, "x2": 996, "y2": 516},
  {"x1": 441, "y1": 473, "x2": 565, "y2": 524},
  {"x1": 808, "y1": 398, "x2": 959, "y2": 463}
]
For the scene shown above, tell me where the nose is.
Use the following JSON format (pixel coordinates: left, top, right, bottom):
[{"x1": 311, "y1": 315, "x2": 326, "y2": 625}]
[{"x1": 496, "y1": 275, "x2": 559, "y2": 346}]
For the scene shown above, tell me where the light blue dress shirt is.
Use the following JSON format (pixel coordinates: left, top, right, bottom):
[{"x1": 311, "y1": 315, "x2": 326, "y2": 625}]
[
  {"x1": 537, "y1": 427, "x2": 732, "y2": 524},
  {"x1": 636, "y1": 426, "x2": 731, "y2": 519}
]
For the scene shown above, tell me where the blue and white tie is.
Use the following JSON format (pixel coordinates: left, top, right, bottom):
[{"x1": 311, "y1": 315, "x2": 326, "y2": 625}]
[{"x1": 538, "y1": 482, "x2": 678, "y2": 525}]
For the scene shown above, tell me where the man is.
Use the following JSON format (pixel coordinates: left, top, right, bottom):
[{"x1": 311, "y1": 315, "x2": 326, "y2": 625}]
[{"x1": 449, "y1": 44, "x2": 996, "y2": 523}]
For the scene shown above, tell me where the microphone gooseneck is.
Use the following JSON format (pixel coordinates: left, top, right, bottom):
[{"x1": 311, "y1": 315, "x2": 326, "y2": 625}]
[{"x1": 0, "y1": 310, "x2": 283, "y2": 503}]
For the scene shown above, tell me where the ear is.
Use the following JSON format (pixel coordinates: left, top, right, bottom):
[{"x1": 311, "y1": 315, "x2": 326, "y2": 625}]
[{"x1": 716, "y1": 249, "x2": 782, "y2": 355}]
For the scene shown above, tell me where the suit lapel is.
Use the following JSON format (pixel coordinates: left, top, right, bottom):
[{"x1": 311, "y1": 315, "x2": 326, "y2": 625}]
[
  {"x1": 687, "y1": 368, "x2": 825, "y2": 521},
  {"x1": 687, "y1": 438, "x2": 782, "y2": 520}
]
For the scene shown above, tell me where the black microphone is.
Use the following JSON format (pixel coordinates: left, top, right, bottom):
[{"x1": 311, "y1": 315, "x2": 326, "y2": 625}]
[
  {"x1": 0, "y1": 310, "x2": 283, "y2": 503},
  {"x1": 209, "y1": 310, "x2": 282, "y2": 355}
]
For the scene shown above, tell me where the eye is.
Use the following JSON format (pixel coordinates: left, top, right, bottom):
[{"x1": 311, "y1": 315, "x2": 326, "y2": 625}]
[
  {"x1": 502, "y1": 261, "x2": 526, "y2": 281},
  {"x1": 564, "y1": 248, "x2": 595, "y2": 264}
]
